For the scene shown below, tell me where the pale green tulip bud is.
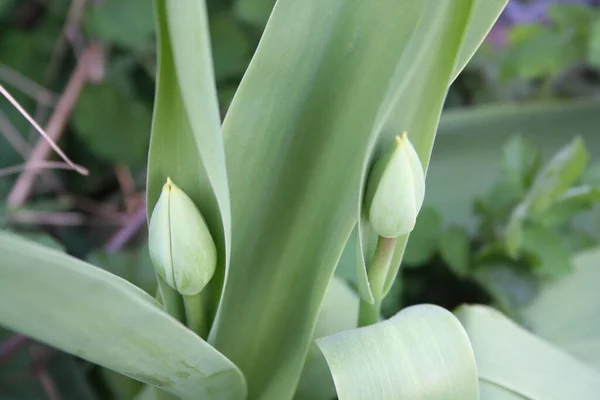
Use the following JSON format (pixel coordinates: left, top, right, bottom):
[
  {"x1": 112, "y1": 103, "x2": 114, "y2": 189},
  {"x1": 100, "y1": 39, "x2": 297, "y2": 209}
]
[
  {"x1": 365, "y1": 132, "x2": 425, "y2": 238},
  {"x1": 149, "y1": 178, "x2": 217, "y2": 296}
]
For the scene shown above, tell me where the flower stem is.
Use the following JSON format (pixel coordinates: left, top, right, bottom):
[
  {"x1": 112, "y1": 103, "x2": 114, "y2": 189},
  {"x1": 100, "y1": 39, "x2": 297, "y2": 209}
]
[
  {"x1": 183, "y1": 293, "x2": 206, "y2": 337},
  {"x1": 358, "y1": 236, "x2": 396, "y2": 327},
  {"x1": 157, "y1": 274, "x2": 184, "y2": 322}
]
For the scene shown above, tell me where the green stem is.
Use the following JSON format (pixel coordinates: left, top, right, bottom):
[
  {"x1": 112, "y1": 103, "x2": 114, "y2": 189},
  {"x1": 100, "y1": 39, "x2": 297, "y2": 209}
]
[
  {"x1": 358, "y1": 236, "x2": 396, "y2": 327},
  {"x1": 157, "y1": 274, "x2": 185, "y2": 321},
  {"x1": 152, "y1": 387, "x2": 179, "y2": 400},
  {"x1": 183, "y1": 293, "x2": 206, "y2": 337}
]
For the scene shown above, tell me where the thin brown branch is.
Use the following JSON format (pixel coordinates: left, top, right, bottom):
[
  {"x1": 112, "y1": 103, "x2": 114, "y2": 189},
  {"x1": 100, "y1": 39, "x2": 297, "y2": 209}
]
[
  {"x1": 0, "y1": 84, "x2": 88, "y2": 176},
  {"x1": 6, "y1": 45, "x2": 98, "y2": 208},
  {"x1": 8, "y1": 210, "x2": 86, "y2": 226},
  {"x1": 0, "y1": 161, "x2": 86, "y2": 178},
  {"x1": 30, "y1": 0, "x2": 89, "y2": 141}
]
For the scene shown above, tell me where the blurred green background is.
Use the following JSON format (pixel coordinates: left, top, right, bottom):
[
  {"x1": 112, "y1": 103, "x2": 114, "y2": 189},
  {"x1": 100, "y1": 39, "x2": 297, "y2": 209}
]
[{"x1": 2, "y1": 0, "x2": 600, "y2": 398}]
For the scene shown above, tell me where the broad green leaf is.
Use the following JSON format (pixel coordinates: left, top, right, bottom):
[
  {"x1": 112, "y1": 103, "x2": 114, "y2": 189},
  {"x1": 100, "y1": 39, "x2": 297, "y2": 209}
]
[
  {"x1": 521, "y1": 225, "x2": 572, "y2": 278},
  {"x1": 295, "y1": 277, "x2": 359, "y2": 400},
  {"x1": 148, "y1": 0, "x2": 231, "y2": 315},
  {"x1": 452, "y1": 0, "x2": 510, "y2": 81},
  {"x1": 479, "y1": 381, "x2": 526, "y2": 400},
  {"x1": 317, "y1": 304, "x2": 478, "y2": 400},
  {"x1": 456, "y1": 305, "x2": 600, "y2": 400},
  {"x1": 403, "y1": 207, "x2": 442, "y2": 267},
  {"x1": 439, "y1": 225, "x2": 471, "y2": 276},
  {"x1": 211, "y1": 1, "x2": 425, "y2": 399},
  {"x1": 0, "y1": 232, "x2": 246, "y2": 399},
  {"x1": 523, "y1": 247, "x2": 600, "y2": 370},
  {"x1": 358, "y1": 0, "x2": 506, "y2": 302},
  {"x1": 73, "y1": 83, "x2": 152, "y2": 166},
  {"x1": 208, "y1": 2, "x2": 505, "y2": 398}
]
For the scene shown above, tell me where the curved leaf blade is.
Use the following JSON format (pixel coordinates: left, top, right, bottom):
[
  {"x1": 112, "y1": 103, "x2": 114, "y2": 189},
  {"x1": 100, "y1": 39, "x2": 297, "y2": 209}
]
[
  {"x1": 0, "y1": 232, "x2": 246, "y2": 400},
  {"x1": 523, "y1": 247, "x2": 600, "y2": 370},
  {"x1": 147, "y1": 0, "x2": 231, "y2": 313},
  {"x1": 357, "y1": 0, "x2": 480, "y2": 303},
  {"x1": 210, "y1": 1, "x2": 431, "y2": 398},
  {"x1": 317, "y1": 304, "x2": 478, "y2": 400},
  {"x1": 456, "y1": 305, "x2": 600, "y2": 400},
  {"x1": 295, "y1": 277, "x2": 359, "y2": 400}
]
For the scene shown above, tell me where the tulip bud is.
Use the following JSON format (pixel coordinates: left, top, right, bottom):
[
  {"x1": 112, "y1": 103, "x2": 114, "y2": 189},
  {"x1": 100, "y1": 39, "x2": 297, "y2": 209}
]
[
  {"x1": 149, "y1": 178, "x2": 217, "y2": 296},
  {"x1": 365, "y1": 132, "x2": 425, "y2": 238}
]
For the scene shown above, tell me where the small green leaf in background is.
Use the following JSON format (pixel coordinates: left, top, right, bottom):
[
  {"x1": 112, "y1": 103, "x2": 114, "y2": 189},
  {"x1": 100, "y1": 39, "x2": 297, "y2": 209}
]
[
  {"x1": 439, "y1": 225, "x2": 471, "y2": 276},
  {"x1": 505, "y1": 204, "x2": 526, "y2": 258},
  {"x1": 505, "y1": 136, "x2": 589, "y2": 256},
  {"x1": 534, "y1": 185, "x2": 600, "y2": 227},
  {"x1": 234, "y1": 0, "x2": 276, "y2": 27},
  {"x1": 73, "y1": 83, "x2": 152, "y2": 167},
  {"x1": 522, "y1": 224, "x2": 572, "y2": 278},
  {"x1": 403, "y1": 207, "x2": 442, "y2": 266},
  {"x1": 502, "y1": 24, "x2": 583, "y2": 80},
  {"x1": 317, "y1": 304, "x2": 478, "y2": 400},
  {"x1": 210, "y1": 14, "x2": 252, "y2": 81},
  {"x1": 547, "y1": 4, "x2": 599, "y2": 32},
  {"x1": 501, "y1": 135, "x2": 542, "y2": 193},
  {"x1": 85, "y1": 0, "x2": 155, "y2": 48},
  {"x1": 527, "y1": 136, "x2": 589, "y2": 213}
]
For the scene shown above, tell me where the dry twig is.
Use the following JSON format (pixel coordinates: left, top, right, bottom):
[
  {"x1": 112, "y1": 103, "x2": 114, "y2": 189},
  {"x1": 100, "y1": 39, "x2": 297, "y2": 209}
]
[{"x1": 6, "y1": 45, "x2": 99, "y2": 208}]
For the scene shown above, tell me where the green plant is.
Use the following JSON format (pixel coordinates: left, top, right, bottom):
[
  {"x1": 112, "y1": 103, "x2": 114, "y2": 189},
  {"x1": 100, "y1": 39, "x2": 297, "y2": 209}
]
[{"x1": 4, "y1": 1, "x2": 599, "y2": 399}]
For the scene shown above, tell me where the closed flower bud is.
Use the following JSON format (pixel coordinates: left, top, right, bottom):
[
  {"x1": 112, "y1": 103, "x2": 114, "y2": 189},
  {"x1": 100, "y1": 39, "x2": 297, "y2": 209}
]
[
  {"x1": 365, "y1": 132, "x2": 425, "y2": 238},
  {"x1": 149, "y1": 178, "x2": 217, "y2": 296}
]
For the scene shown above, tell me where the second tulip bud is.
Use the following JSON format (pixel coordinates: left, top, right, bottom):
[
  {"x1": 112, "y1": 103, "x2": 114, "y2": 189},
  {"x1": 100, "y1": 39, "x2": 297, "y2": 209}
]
[{"x1": 365, "y1": 132, "x2": 425, "y2": 238}]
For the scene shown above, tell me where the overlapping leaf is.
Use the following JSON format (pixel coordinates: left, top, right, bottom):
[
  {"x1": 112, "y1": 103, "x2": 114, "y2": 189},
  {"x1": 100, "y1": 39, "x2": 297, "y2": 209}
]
[
  {"x1": 318, "y1": 305, "x2": 478, "y2": 400},
  {"x1": 0, "y1": 232, "x2": 246, "y2": 400}
]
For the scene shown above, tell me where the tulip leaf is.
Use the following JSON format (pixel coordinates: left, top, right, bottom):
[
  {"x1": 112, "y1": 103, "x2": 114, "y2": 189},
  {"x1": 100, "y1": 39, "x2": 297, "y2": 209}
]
[
  {"x1": 523, "y1": 246, "x2": 600, "y2": 371},
  {"x1": 147, "y1": 0, "x2": 231, "y2": 314},
  {"x1": 0, "y1": 231, "x2": 246, "y2": 400},
  {"x1": 356, "y1": 0, "x2": 507, "y2": 303},
  {"x1": 317, "y1": 304, "x2": 478, "y2": 400},
  {"x1": 295, "y1": 277, "x2": 359, "y2": 400},
  {"x1": 208, "y1": 1, "x2": 506, "y2": 398},
  {"x1": 456, "y1": 305, "x2": 600, "y2": 399}
]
